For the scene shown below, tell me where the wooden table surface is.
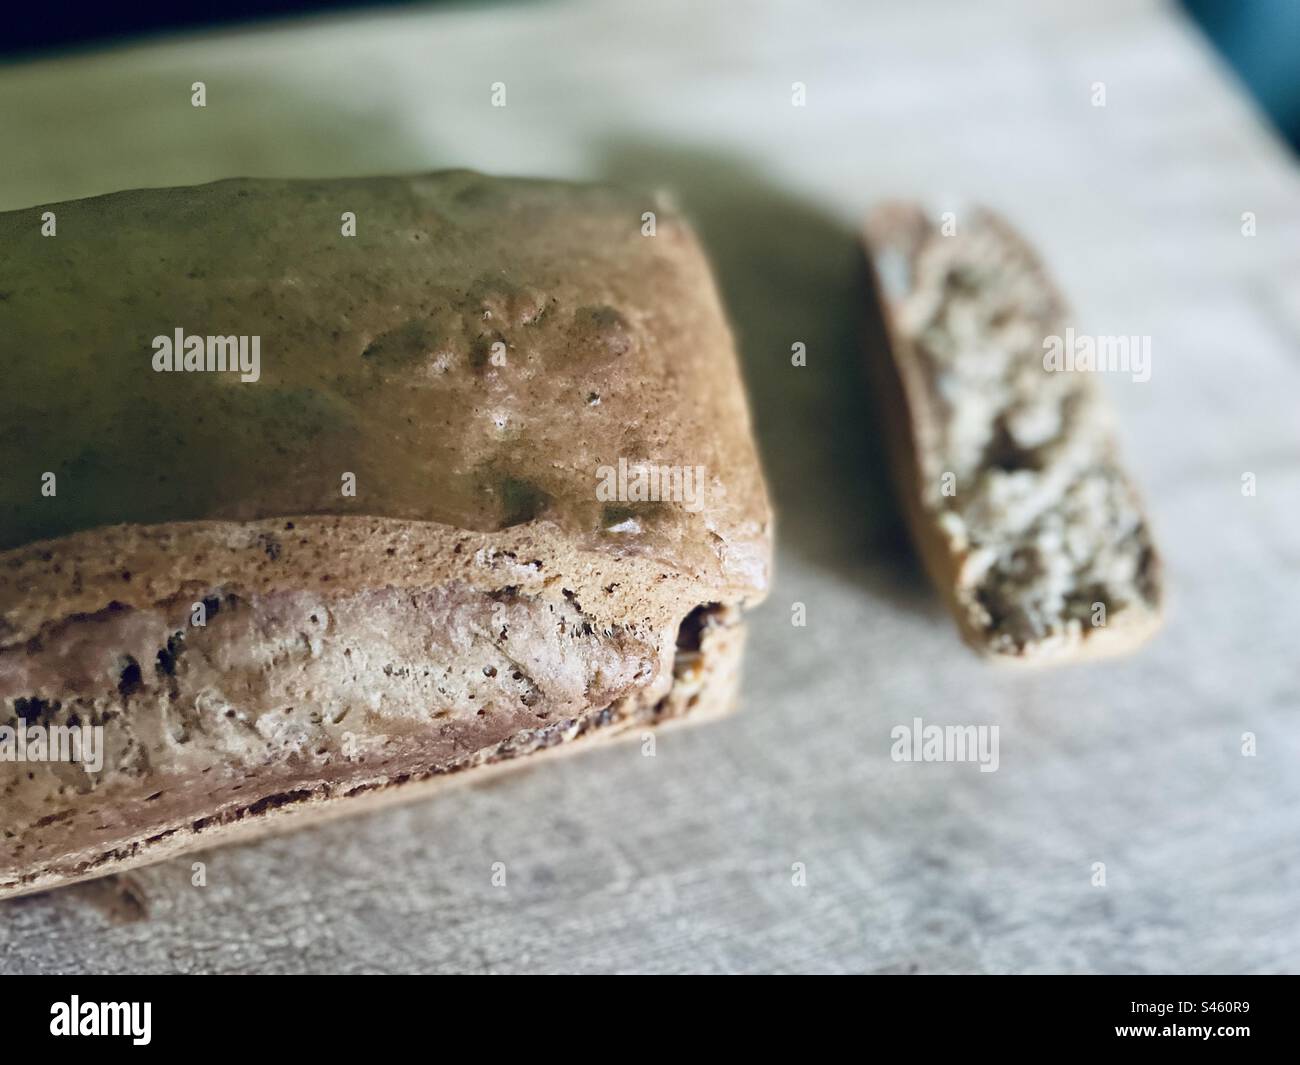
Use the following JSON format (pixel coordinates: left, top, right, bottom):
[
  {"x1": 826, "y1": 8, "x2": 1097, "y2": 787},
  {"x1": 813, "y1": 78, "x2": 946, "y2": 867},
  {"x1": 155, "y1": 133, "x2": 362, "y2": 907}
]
[{"x1": 2, "y1": 0, "x2": 1298, "y2": 974}]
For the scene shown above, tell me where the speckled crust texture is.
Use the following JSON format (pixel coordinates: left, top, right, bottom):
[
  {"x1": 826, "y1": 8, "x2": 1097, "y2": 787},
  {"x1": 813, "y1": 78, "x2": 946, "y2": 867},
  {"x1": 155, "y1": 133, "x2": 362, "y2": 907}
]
[
  {"x1": 862, "y1": 203, "x2": 1161, "y2": 664},
  {"x1": 0, "y1": 172, "x2": 771, "y2": 898}
]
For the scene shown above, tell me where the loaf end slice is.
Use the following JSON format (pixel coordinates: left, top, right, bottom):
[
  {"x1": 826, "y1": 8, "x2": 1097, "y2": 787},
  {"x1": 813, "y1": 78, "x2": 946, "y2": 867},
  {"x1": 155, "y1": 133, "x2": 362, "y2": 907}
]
[{"x1": 861, "y1": 204, "x2": 1162, "y2": 664}]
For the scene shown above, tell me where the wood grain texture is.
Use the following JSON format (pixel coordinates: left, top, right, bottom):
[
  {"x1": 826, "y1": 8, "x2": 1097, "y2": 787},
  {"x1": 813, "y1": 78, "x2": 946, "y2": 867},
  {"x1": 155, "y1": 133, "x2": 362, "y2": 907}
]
[{"x1": 1, "y1": 0, "x2": 1298, "y2": 973}]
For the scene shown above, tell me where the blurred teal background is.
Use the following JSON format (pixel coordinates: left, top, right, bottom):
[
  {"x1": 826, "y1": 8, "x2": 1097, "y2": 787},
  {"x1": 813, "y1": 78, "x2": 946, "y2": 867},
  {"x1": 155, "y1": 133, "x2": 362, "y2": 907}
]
[{"x1": 1184, "y1": 0, "x2": 1300, "y2": 150}]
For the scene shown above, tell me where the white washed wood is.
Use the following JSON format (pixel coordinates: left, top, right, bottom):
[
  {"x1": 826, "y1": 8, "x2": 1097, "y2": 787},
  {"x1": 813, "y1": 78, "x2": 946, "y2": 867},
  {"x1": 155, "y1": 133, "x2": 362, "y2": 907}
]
[{"x1": 1, "y1": 0, "x2": 1297, "y2": 974}]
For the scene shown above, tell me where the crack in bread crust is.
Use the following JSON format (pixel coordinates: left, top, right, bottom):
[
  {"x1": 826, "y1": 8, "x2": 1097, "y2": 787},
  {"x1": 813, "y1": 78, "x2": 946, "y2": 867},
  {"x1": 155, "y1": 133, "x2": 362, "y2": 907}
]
[{"x1": 0, "y1": 605, "x2": 742, "y2": 901}]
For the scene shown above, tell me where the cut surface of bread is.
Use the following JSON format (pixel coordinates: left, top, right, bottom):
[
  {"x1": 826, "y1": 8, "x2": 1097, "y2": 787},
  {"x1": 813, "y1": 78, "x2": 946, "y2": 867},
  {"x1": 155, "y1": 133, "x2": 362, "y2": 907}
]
[
  {"x1": 862, "y1": 204, "x2": 1161, "y2": 663},
  {"x1": 0, "y1": 172, "x2": 771, "y2": 899}
]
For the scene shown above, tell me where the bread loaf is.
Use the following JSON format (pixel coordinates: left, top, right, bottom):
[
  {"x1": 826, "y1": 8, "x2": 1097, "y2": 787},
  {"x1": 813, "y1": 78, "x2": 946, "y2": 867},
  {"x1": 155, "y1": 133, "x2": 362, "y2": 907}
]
[{"x1": 0, "y1": 172, "x2": 772, "y2": 899}]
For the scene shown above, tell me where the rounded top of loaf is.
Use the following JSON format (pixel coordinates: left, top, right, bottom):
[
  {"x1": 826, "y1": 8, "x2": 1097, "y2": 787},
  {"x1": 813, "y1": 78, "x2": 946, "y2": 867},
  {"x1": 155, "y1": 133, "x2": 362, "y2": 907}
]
[{"x1": 0, "y1": 171, "x2": 771, "y2": 616}]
